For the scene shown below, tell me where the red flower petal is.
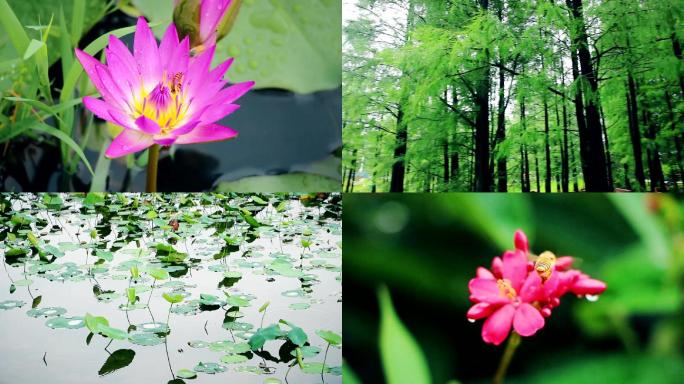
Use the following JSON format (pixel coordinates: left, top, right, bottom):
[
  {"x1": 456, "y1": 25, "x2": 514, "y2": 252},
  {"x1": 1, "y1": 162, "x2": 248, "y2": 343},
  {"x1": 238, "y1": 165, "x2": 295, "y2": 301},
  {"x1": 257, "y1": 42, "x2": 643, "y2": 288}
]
[
  {"x1": 514, "y1": 230, "x2": 529, "y2": 253},
  {"x1": 513, "y1": 303, "x2": 545, "y2": 337},
  {"x1": 503, "y1": 250, "x2": 527, "y2": 292},
  {"x1": 482, "y1": 304, "x2": 515, "y2": 345}
]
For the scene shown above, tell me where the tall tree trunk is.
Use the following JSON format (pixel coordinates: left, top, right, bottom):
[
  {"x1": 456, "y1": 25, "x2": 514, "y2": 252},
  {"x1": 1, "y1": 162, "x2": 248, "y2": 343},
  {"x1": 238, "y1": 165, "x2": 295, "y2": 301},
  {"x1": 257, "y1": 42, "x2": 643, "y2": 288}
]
[
  {"x1": 524, "y1": 146, "x2": 531, "y2": 192},
  {"x1": 443, "y1": 138, "x2": 450, "y2": 185},
  {"x1": 625, "y1": 75, "x2": 646, "y2": 190},
  {"x1": 570, "y1": 135, "x2": 579, "y2": 192},
  {"x1": 599, "y1": 104, "x2": 613, "y2": 190},
  {"x1": 642, "y1": 106, "x2": 667, "y2": 191},
  {"x1": 390, "y1": 108, "x2": 407, "y2": 192},
  {"x1": 474, "y1": 0, "x2": 491, "y2": 191},
  {"x1": 566, "y1": 0, "x2": 610, "y2": 191},
  {"x1": 623, "y1": 163, "x2": 632, "y2": 190},
  {"x1": 561, "y1": 91, "x2": 570, "y2": 192},
  {"x1": 535, "y1": 153, "x2": 541, "y2": 192},
  {"x1": 544, "y1": 96, "x2": 552, "y2": 193},
  {"x1": 496, "y1": 68, "x2": 507, "y2": 191},
  {"x1": 345, "y1": 149, "x2": 357, "y2": 193}
]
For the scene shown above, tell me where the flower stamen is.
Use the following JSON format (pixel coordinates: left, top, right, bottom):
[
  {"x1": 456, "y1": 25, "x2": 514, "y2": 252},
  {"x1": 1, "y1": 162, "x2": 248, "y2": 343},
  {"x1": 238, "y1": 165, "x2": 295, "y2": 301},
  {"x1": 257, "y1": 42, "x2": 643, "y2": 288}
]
[{"x1": 497, "y1": 279, "x2": 517, "y2": 300}]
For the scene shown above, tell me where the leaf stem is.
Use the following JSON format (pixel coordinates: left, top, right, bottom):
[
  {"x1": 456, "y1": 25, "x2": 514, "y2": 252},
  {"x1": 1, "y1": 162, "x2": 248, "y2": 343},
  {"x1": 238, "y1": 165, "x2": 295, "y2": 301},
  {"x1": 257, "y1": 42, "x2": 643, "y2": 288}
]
[
  {"x1": 146, "y1": 144, "x2": 160, "y2": 192},
  {"x1": 493, "y1": 332, "x2": 521, "y2": 384}
]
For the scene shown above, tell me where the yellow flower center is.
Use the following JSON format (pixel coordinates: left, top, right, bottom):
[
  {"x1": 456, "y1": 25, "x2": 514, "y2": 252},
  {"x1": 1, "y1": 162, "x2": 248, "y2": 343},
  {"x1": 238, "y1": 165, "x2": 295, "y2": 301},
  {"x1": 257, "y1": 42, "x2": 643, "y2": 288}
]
[
  {"x1": 497, "y1": 279, "x2": 517, "y2": 300},
  {"x1": 133, "y1": 72, "x2": 188, "y2": 134}
]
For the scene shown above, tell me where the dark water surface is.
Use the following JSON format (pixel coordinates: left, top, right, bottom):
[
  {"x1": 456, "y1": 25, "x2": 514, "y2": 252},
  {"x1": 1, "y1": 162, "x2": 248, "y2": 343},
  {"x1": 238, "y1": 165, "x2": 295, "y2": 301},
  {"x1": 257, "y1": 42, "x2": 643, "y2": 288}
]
[{"x1": 0, "y1": 193, "x2": 342, "y2": 383}]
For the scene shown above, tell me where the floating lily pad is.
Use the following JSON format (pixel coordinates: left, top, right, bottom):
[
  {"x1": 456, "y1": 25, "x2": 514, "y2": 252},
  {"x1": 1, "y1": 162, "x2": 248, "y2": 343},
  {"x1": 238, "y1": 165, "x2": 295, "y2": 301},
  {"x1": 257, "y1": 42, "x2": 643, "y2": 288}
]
[
  {"x1": 187, "y1": 340, "x2": 209, "y2": 348},
  {"x1": 291, "y1": 345, "x2": 321, "y2": 358},
  {"x1": 0, "y1": 300, "x2": 25, "y2": 310},
  {"x1": 12, "y1": 279, "x2": 33, "y2": 286},
  {"x1": 45, "y1": 316, "x2": 86, "y2": 329},
  {"x1": 301, "y1": 362, "x2": 330, "y2": 374},
  {"x1": 220, "y1": 354, "x2": 248, "y2": 364},
  {"x1": 222, "y1": 321, "x2": 254, "y2": 332},
  {"x1": 281, "y1": 289, "x2": 308, "y2": 298},
  {"x1": 137, "y1": 322, "x2": 169, "y2": 333},
  {"x1": 129, "y1": 332, "x2": 165, "y2": 346},
  {"x1": 193, "y1": 362, "x2": 227, "y2": 374},
  {"x1": 176, "y1": 368, "x2": 197, "y2": 379},
  {"x1": 288, "y1": 303, "x2": 310, "y2": 310},
  {"x1": 27, "y1": 307, "x2": 67, "y2": 318}
]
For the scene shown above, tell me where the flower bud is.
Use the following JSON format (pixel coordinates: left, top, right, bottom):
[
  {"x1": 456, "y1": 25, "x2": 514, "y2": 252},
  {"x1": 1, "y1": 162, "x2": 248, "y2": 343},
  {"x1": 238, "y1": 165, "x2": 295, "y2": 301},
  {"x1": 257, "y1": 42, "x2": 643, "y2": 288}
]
[{"x1": 173, "y1": 0, "x2": 242, "y2": 50}]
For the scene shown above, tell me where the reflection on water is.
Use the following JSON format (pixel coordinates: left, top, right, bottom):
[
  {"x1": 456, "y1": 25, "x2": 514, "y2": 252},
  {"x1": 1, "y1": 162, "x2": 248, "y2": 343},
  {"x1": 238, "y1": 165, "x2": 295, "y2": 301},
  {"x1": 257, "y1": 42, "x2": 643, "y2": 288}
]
[{"x1": 0, "y1": 193, "x2": 342, "y2": 383}]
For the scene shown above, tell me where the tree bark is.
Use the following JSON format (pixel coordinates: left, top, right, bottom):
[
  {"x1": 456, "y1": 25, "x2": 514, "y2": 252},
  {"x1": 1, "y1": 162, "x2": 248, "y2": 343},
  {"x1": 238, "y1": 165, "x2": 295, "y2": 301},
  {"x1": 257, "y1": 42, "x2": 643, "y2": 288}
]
[
  {"x1": 474, "y1": 0, "x2": 492, "y2": 191},
  {"x1": 566, "y1": 0, "x2": 610, "y2": 191},
  {"x1": 626, "y1": 75, "x2": 646, "y2": 190},
  {"x1": 390, "y1": 107, "x2": 407, "y2": 192}
]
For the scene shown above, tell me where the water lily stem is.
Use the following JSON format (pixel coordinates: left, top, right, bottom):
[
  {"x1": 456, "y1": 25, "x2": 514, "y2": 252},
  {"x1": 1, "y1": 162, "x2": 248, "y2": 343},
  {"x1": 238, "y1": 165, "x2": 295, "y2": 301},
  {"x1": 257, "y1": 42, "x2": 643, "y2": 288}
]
[
  {"x1": 321, "y1": 342, "x2": 330, "y2": 377},
  {"x1": 493, "y1": 332, "x2": 521, "y2": 384},
  {"x1": 146, "y1": 144, "x2": 160, "y2": 193}
]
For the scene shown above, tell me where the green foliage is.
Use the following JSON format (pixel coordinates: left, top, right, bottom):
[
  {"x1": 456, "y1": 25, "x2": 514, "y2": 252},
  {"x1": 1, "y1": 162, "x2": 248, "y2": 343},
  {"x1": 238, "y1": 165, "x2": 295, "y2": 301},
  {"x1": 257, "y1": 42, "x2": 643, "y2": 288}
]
[{"x1": 378, "y1": 285, "x2": 431, "y2": 384}]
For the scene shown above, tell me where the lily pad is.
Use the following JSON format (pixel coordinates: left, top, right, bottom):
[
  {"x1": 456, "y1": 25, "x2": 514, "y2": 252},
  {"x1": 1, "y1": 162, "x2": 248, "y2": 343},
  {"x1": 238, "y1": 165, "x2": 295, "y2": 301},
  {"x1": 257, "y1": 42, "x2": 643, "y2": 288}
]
[
  {"x1": 45, "y1": 316, "x2": 86, "y2": 329},
  {"x1": 129, "y1": 332, "x2": 165, "y2": 346},
  {"x1": 188, "y1": 340, "x2": 209, "y2": 348},
  {"x1": 193, "y1": 362, "x2": 227, "y2": 374},
  {"x1": 220, "y1": 354, "x2": 248, "y2": 364},
  {"x1": 0, "y1": 300, "x2": 26, "y2": 310},
  {"x1": 27, "y1": 307, "x2": 67, "y2": 318},
  {"x1": 288, "y1": 303, "x2": 310, "y2": 310},
  {"x1": 176, "y1": 368, "x2": 197, "y2": 379},
  {"x1": 138, "y1": 322, "x2": 169, "y2": 333}
]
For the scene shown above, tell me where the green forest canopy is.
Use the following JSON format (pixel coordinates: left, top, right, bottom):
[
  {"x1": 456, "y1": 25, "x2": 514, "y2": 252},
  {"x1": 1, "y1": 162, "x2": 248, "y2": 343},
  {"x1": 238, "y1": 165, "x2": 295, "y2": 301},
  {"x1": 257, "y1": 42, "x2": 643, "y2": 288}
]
[{"x1": 343, "y1": 0, "x2": 684, "y2": 192}]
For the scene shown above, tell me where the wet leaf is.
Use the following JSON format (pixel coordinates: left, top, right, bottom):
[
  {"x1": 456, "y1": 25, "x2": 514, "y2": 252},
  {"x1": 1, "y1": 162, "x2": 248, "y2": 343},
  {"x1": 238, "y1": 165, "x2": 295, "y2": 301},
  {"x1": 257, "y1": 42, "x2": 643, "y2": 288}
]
[
  {"x1": 98, "y1": 349, "x2": 135, "y2": 376},
  {"x1": 316, "y1": 329, "x2": 341, "y2": 346}
]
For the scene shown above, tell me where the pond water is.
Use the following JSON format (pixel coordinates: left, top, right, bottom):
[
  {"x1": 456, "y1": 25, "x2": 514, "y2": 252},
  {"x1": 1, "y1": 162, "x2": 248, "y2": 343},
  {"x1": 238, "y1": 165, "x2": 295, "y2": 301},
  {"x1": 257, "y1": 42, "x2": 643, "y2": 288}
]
[{"x1": 0, "y1": 193, "x2": 342, "y2": 383}]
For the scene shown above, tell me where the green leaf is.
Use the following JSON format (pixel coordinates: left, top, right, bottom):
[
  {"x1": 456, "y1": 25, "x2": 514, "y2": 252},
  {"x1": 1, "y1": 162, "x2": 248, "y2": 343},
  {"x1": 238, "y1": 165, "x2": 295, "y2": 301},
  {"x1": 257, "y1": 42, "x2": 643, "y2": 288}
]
[
  {"x1": 0, "y1": 0, "x2": 29, "y2": 55},
  {"x1": 148, "y1": 268, "x2": 170, "y2": 280},
  {"x1": 378, "y1": 286, "x2": 431, "y2": 384},
  {"x1": 258, "y1": 301, "x2": 270, "y2": 313},
  {"x1": 316, "y1": 329, "x2": 341, "y2": 346},
  {"x1": 98, "y1": 349, "x2": 135, "y2": 376},
  {"x1": 85, "y1": 313, "x2": 109, "y2": 333},
  {"x1": 23, "y1": 39, "x2": 44, "y2": 60},
  {"x1": 162, "y1": 292, "x2": 184, "y2": 304},
  {"x1": 214, "y1": 0, "x2": 341, "y2": 93},
  {"x1": 71, "y1": 0, "x2": 85, "y2": 46},
  {"x1": 126, "y1": 288, "x2": 136, "y2": 304},
  {"x1": 98, "y1": 324, "x2": 128, "y2": 340},
  {"x1": 280, "y1": 319, "x2": 308, "y2": 347},
  {"x1": 96, "y1": 250, "x2": 113, "y2": 262}
]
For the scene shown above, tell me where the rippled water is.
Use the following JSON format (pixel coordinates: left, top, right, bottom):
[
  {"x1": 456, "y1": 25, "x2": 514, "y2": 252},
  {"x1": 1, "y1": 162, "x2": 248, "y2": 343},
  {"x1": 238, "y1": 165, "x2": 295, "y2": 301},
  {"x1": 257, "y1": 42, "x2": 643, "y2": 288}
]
[{"x1": 0, "y1": 193, "x2": 342, "y2": 383}]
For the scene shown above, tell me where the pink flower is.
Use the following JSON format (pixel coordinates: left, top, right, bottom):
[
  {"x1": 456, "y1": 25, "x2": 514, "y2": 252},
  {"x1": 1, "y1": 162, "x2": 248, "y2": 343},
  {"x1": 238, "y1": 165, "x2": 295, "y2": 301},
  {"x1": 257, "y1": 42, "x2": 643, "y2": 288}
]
[
  {"x1": 467, "y1": 230, "x2": 607, "y2": 345},
  {"x1": 468, "y1": 249, "x2": 545, "y2": 345},
  {"x1": 75, "y1": 17, "x2": 253, "y2": 158}
]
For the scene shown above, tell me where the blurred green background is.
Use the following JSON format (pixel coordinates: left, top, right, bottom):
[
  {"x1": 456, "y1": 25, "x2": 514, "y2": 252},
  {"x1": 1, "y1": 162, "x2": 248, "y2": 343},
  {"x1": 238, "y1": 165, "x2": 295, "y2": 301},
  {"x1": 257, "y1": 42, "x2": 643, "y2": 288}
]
[{"x1": 343, "y1": 193, "x2": 684, "y2": 383}]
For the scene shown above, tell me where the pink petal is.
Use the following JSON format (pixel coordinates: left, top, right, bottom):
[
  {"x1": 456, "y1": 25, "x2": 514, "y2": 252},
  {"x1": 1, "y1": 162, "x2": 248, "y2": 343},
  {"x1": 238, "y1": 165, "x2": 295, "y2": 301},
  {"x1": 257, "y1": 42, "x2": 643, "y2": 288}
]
[
  {"x1": 467, "y1": 302, "x2": 497, "y2": 320},
  {"x1": 482, "y1": 304, "x2": 515, "y2": 345},
  {"x1": 571, "y1": 278, "x2": 607, "y2": 296},
  {"x1": 555, "y1": 256, "x2": 574, "y2": 270},
  {"x1": 159, "y1": 23, "x2": 180, "y2": 70},
  {"x1": 519, "y1": 272, "x2": 543, "y2": 303},
  {"x1": 106, "y1": 129, "x2": 155, "y2": 158},
  {"x1": 491, "y1": 257, "x2": 503, "y2": 278},
  {"x1": 83, "y1": 96, "x2": 125, "y2": 126},
  {"x1": 75, "y1": 49, "x2": 107, "y2": 97},
  {"x1": 502, "y1": 250, "x2": 527, "y2": 292},
  {"x1": 133, "y1": 17, "x2": 162, "y2": 91},
  {"x1": 542, "y1": 268, "x2": 560, "y2": 299},
  {"x1": 107, "y1": 35, "x2": 138, "y2": 77},
  {"x1": 208, "y1": 58, "x2": 234, "y2": 83},
  {"x1": 135, "y1": 115, "x2": 162, "y2": 135},
  {"x1": 166, "y1": 36, "x2": 190, "y2": 77},
  {"x1": 476, "y1": 267, "x2": 495, "y2": 280},
  {"x1": 200, "y1": 0, "x2": 232, "y2": 43},
  {"x1": 214, "y1": 81, "x2": 255, "y2": 105},
  {"x1": 514, "y1": 230, "x2": 529, "y2": 253},
  {"x1": 173, "y1": 123, "x2": 237, "y2": 144},
  {"x1": 95, "y1": 66, "x2": 131, "y2": 113},
  {"x1": 105, "y1": 47, "x2": 138, "y2": 103},
  {"x1": 184, "y1": 45, "x2": 216, "y2": 95},
  {"x1": 468, "y1": 278, "x2": 508, "y2": 304},
  {"x1": 200, "y1": 103, "x2": 240, "y2": 124},
  {"x1": 513, "y1": 303, "x2": 544, "y2": 337}
]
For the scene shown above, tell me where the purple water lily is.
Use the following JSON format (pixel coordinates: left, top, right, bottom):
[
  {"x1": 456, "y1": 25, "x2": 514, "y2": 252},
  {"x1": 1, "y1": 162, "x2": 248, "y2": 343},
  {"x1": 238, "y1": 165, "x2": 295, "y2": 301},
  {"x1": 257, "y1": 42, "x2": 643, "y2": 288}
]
[{"x1": 75, "y1": 16, "x2": 253, "y2": 159}]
